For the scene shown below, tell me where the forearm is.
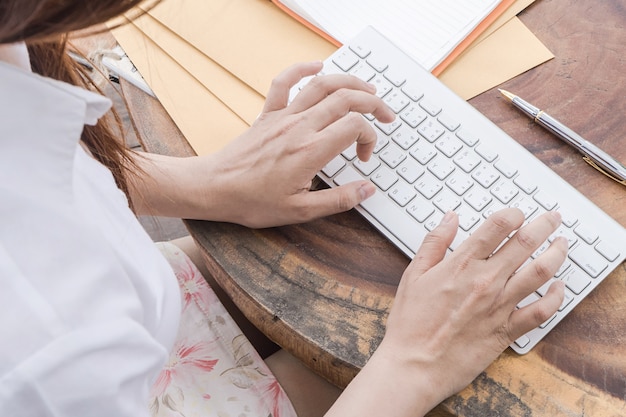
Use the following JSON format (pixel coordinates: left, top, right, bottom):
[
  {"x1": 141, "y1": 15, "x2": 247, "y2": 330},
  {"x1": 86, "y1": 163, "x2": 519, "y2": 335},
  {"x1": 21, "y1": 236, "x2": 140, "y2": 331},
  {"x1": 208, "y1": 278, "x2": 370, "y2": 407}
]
[
  {"x1": 325, "y1": 344, "x2": 441, "y2": 417},
  {"x1": 127, "y1": 152, "x2": 221, "y2": 220}
]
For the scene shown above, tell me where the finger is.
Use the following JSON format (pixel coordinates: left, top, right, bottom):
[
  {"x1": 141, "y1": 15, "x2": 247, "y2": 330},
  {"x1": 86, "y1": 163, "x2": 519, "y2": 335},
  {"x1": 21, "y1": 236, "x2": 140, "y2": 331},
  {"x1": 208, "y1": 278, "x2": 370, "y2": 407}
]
[
  {"x1": 287, "y1": 181, "x2": 377, "y2": 223},
  {"x1": 294, "y1": 79, "x2": 396, "y2": 128},
  {"x1": 507, "y1": 280, "x2": 565, "y2": 341},
  {"x1": 458, "y1": 208, "x2": 525, "y2": 260},
  {"x1": 289, "y1": 73, "x2": 377, "y2": 113},
  {"x1": 407, "y1": 211, "x2": 459, "y2": 277},
  {"x1": 312, "y1": 112, "x2": 379, "y2": 167},
  {"x1": 263, "y1": 61, "x2": 323, "y2": 113},
  {"x1": 505, "y1": 236, "x2": 568, "y2": 301},
  {"x1": 491, "y1": 211, "x2": 562, "y2": 276}
]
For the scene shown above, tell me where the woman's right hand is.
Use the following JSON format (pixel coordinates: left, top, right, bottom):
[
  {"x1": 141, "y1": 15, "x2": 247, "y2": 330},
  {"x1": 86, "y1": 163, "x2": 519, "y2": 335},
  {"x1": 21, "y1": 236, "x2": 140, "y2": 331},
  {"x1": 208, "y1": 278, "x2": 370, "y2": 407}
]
[{"x1": 327, "y1": 208, "x2": 567, "y2": 417}]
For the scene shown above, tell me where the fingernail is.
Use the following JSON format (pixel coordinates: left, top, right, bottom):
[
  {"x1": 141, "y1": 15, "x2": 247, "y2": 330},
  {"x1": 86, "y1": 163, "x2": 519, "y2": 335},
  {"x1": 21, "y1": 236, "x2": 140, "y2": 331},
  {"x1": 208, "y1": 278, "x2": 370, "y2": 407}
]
[
  {"x1": 358, "y1": 182, "x2": 376, "y2": 200},
  {"x1": 366, "y1": 82, "x2": 377, "y2": 93},
  {"x1": 550, "y1": 210, "x2": 562, "y2": 223}
]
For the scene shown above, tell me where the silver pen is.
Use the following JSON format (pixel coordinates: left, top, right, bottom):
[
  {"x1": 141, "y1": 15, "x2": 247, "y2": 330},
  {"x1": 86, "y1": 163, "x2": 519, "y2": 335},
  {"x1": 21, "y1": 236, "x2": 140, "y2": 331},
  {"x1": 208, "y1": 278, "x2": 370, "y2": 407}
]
[{"x1": 499, "y1": 89, "x2": 626, "y2": 186}]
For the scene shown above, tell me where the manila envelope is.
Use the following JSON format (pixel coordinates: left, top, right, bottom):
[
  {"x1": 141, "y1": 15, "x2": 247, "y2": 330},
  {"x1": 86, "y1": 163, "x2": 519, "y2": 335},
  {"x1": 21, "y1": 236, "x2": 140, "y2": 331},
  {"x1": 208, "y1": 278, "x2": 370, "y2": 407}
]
[
  {"x1": 130, "y1": 11, "x2": 265, "y2": 125},
  {"x1": 112, "y1": 22, "x2": 249, "y2": 155},
  {"x1": 112, "y1": 0, "x2": 553, "y2": 155}
]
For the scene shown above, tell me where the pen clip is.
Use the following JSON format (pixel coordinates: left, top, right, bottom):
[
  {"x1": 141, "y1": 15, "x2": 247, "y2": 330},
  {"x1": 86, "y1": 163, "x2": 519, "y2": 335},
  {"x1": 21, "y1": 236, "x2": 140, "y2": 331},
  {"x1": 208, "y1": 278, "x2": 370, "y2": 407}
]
[{"x1": 582, "y1": 156, "x2": 626, "y2": 186}]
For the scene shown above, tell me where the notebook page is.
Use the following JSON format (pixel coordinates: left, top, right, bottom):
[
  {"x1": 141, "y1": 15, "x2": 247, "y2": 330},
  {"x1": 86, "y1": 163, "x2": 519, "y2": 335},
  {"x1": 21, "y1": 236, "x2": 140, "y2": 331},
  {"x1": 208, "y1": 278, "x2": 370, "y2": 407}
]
[{"x1": 287, "y1": 0, "x2": 501, "y2": 71}]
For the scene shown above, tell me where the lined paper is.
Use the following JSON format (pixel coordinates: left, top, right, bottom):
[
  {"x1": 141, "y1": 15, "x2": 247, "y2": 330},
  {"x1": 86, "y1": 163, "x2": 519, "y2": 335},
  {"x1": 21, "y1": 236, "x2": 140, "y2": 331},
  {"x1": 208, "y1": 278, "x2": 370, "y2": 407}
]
[{"x1": 277, "y1": 0, "x2": 501, "y2": 71}]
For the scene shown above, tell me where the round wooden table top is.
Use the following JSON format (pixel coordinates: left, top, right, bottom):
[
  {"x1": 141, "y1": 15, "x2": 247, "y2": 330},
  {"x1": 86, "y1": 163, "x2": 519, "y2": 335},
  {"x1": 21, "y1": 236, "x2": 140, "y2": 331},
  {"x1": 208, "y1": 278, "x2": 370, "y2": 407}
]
[{"x1": 125, "y1": 1, "x2": 626, "y2": 416}]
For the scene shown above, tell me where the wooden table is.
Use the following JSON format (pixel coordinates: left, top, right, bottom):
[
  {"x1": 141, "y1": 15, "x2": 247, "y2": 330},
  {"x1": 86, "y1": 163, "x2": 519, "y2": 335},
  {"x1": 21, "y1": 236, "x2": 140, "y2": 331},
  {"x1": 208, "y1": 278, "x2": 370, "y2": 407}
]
[{"x1": 123, "y1": 1, "x2": 626, "y2": 415}]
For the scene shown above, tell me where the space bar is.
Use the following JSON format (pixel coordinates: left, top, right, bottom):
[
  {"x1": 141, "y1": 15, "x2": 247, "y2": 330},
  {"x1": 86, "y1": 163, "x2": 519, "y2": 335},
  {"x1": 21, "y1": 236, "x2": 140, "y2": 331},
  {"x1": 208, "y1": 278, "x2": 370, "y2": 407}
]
[
  {"x1": 333, "y1": 166, "x2": 423, "y2": 254},
  {"x1": 360, "y1": 191, "x2": 423, "y2": 254}
]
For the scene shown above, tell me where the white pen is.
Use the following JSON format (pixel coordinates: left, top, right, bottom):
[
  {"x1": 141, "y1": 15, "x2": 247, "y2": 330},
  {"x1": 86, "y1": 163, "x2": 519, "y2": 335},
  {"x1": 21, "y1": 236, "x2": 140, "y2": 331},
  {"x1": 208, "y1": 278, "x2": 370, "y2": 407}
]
[{"x1": 500, "y1": 89, "x2": 626, "y2": 186}]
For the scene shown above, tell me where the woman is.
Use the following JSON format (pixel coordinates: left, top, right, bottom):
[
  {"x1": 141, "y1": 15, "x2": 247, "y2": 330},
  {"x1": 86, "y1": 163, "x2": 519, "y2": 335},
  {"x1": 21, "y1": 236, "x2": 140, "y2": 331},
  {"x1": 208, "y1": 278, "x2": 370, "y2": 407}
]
[{"x1": 0, "y1": 1, "x2": 568, "y2": 416}]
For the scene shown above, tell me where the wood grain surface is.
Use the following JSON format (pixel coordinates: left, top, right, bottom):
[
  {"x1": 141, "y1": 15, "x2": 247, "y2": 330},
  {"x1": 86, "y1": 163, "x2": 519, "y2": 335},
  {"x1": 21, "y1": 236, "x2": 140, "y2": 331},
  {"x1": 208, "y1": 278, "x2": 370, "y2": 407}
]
[{"x1": 123, "y1": 0, "x2": 626, "y2": 415}]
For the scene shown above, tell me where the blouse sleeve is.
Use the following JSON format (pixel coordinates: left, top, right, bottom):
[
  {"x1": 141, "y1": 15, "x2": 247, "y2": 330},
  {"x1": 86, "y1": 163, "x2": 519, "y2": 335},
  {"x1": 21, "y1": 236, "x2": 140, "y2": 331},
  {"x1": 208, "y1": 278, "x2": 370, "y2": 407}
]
[{"x1": 0, "y1": 243, "x2": 169, "y2": 417}]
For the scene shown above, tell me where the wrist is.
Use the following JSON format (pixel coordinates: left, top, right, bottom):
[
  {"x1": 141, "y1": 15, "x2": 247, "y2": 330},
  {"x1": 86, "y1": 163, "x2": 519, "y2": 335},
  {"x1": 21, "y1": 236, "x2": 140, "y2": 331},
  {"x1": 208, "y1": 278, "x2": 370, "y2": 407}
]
[{"x1": 327, "y1": 340, "x2": 445, "y2": 417}]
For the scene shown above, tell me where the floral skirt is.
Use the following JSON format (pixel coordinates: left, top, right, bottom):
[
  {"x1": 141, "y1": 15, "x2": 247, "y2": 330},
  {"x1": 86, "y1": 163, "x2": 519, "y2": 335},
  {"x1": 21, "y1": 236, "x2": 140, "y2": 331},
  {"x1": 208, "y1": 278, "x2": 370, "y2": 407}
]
[{"x1": 151, "y1": 242, "x2": 297, "y2": 417}]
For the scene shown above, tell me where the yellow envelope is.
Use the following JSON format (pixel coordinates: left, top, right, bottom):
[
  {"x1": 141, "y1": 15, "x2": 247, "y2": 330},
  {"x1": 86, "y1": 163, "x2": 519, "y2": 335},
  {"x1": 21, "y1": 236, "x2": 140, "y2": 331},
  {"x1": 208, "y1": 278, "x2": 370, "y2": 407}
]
[
  {"x1": 439, "y1": 17, "x2": 553, "y2": 100},
  {"x1": 144, "y1": 0, "x2": 336, "y2": 96},
  {"x1": 111, "y1": 0, "x2": 553, "y2": 156},
  {"x1": 112, "y1": 22, "x2": 249, "y2": 155},
  {"x1": 130, "y1": 11, "x2": 265, "y2": 125}
]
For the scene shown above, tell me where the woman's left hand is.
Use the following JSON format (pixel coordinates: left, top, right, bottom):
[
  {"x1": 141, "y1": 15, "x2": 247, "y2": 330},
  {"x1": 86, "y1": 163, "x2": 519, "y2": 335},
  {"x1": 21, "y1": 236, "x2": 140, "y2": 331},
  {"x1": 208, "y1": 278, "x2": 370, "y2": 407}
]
[{"x1": 191, "y1": 61, "x2": 396, "y2": 227}]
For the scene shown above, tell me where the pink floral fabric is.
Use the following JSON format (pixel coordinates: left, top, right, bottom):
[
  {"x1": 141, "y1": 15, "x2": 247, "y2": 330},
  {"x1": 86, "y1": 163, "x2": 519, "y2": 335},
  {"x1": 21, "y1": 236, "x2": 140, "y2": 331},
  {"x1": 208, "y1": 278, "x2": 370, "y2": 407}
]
[{"x1": 152, "y1": 242, "x2": 297, "y2": 417}]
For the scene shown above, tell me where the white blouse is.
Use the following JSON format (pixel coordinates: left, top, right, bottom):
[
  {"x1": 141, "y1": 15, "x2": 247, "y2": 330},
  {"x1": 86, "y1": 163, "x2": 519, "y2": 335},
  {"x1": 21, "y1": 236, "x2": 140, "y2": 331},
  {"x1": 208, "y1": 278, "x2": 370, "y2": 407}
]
[{"x1": 0, "y1": 59, "x2": 181, "y2": 416}]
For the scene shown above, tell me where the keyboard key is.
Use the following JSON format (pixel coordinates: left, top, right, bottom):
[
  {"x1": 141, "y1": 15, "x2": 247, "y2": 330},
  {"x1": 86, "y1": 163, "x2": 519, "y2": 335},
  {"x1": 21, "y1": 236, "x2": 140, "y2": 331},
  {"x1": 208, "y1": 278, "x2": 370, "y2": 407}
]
[
  {"x1": 399, "y1": 104, "x2": 428, "y2": 128},
  {"x1": 400, "y1": 81, "x2": 424, "y2": 101},
  {"x1": 433, "y1": 189, "x2": 461, "y2": 213},
  {"x1": 370, "y1": 74, "x2": 393, "y2": 97},
  {"x1": 475, "y1": 144, "x2": 498, "y2": 162},
  {"x1": 556, "y1": 207, "x2": 578, "y2": 228},
  {"x1": 437, "y1": 113, "x2": 460, "y2": 131},
  {"x1": 417, "y1": 118, "x2": 445, "y2": 142},
  {"x1": 454, "y1": 149, "x2": 482, "y2": 173},
  {"x1": 384, "y1": 90, "x2": 411, "y2": 113},
  {"x1": 515, "y1": 335, "x2": 531, "y2": 348},
  {"x1": 574, "y1": 224, "x2": 598, "y2": 245},
  {"x1": 371, "y1": 166, "x2": 398, "y2": 191},
  {"x1": 354, "y1": 157, "x2": 381, "y2": 176},
  {"x1": 397, "y1": 158, "x2": 424, "y2": 183},
  {"x1": 435, "y1": 133, "x2": 464, "y2": 157},
  {"x1": 360, "y1": 190, "x2": 422, "y2": 253},
  {"x1": 569, "y1": 245, "x2": 608, "y2": 278},
  {"x1": 332, "y1": 50, "x2": 359, "y2": 71},
  {"x1": 513, "y1": 174, "x2": 538, "y2": 194},
  {"x1": 517, "y1": 292, "x2": 540, "y2": 309},
  {"x1": 383, "y1": 67, "x2": 406, "y2": 86},
  {"x1": 366, "y1": 55, "x2": 388, "y2": 72},
  {"x1": 321, "y1": 156, "x2": 346, "y2": 177},
  {"x1": 410, "y1": 141, "x2": 437, "y2": 165},
  {"x1": 424, "y1": 211, "x2": 445, "y2": 231},
  {"x1": 348, "y1": 42, "x2": 370, "y2": 59},
  {"x1": 373, "y1": 133, "x2": 389, "y2": 153},
  {"x1": 456, "y1": 204, "x2": 481, "y2": 231},
  {"x1": 539, "y1": 313, "x2": 557, "y2": 329},
  {"x1": 341, "y1": 143, "x2": 357, "y2": 160},
  {"x1": 558, "y1": 289, "x2": 576, "y2": 311},
  {"x1": 456, "y1": 129, "x2": 479, "y2": 146},
  {"x1": 389, "y1": 182, "x2": 417, "y2": 206},
  {"x1": 446, "y1": 172, "x2": 474, "y2": 196},
  {"x1": 428, "y1": 156, "x2": 456, "y2": 180},
  {"x1": 494, "y1": 159, "x2": 518, "y2": 178},
  {"x1": 415, "y1": 173, "x2": 443, "y2": 199},
  {"x1": 471, "y1": 164, "x2": 500, "y2": 188},
  {"x1": 407, "y1": 196, "x2": 435, "y2": 223},
  {"x1": 548, "y1": 226, "x2": 578, "y2": 248},
  {"x1": 375, "y1": 118, "x2": 402, "y2": 135},
  {"x1": 464, "y1": 188, "x2": 492, "y2": 211},
  {"x1": 561, "y1": 267, "x2": 591, "y2": 294},
  {"x1": 334, "y1": 165, "x2": 364, "y2": 186},
  {"x1": 491, "y1": 180, "x2": 519, "y2": 204},
  {"x1": 351, "y1": 62, "x2": 376, "y2": 81},
  {"x1": 510, "y1": 196, "x2": 538, "y2": 219},
  {"x1": 419, "y1": 97, "x2": 442, "y2": 116},
  {"x1": 595, "y1": 241, "x2": 620, "y2": 262},
  {"x1": 392, "y1": 125, "x2": 420, "y2": 149},
  {"x1": 380, "y1": 143, "x2": 407, "y2": 168},
  {"x1": 533, "y1": 191, "x2": 558, "y2": 211}
]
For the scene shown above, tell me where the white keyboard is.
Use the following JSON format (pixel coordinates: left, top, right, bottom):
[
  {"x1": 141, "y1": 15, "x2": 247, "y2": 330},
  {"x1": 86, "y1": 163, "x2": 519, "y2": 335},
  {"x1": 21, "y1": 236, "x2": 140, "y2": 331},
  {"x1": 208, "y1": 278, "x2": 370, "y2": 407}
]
[{"x1": 291, "y1": 26, "x2": 626, "y2": 354}]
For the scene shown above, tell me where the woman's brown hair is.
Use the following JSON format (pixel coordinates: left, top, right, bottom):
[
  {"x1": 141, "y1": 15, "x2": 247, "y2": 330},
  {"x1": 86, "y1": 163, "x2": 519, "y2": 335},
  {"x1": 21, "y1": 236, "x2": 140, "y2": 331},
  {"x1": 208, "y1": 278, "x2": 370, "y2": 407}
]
[{"x1": 0, "y1": 0, "x2": 159, "y2": 201}]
